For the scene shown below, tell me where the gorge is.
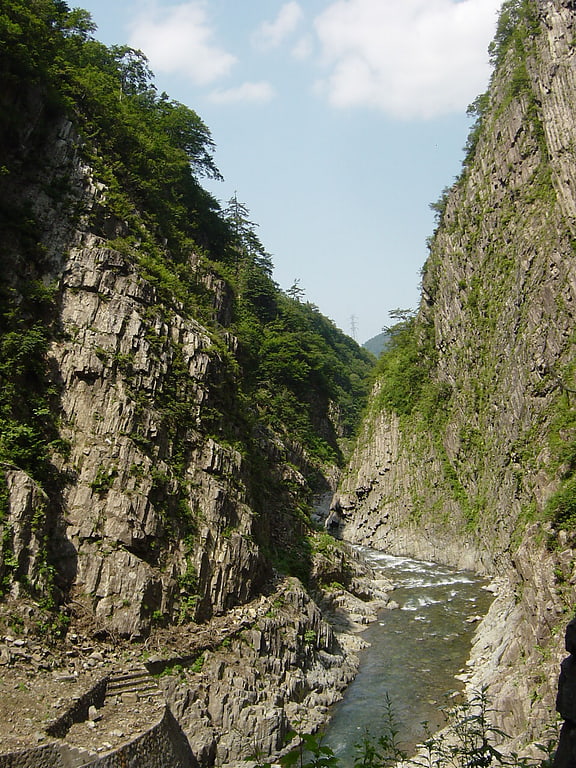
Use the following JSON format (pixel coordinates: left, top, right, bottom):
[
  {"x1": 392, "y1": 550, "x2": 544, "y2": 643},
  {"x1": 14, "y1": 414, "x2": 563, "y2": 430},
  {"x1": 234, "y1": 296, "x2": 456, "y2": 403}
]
[{"x1": 1, "y1": 0, "x2": 576, "y2": 765}]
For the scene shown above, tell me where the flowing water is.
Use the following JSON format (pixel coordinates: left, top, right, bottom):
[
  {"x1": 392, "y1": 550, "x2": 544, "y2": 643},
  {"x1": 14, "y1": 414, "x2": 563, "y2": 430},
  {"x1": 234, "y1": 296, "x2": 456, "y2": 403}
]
[{"x1": 323, "y1": 546, "x2": 493, "y2": 765}]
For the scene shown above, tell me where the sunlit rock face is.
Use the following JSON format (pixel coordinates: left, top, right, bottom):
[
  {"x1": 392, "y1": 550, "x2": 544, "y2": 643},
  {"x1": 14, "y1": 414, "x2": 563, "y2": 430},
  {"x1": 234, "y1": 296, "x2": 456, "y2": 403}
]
[
  {"x1": 50, "y1": 232, "x2": 266, "y2": 637},
  {"x1": 0, "y1": 113, "x2": 268, "y2": 638}
]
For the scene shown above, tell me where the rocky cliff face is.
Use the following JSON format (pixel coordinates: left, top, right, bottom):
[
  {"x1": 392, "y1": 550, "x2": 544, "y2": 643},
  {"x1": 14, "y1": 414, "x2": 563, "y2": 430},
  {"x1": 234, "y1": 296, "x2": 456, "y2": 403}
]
[
  {"x1": 159, "y1": 576, "x2": 373, "y2": 765},
  {"x1": 332, "y1": 0, "x2": 576, "y2": 745},
  {"x1": 52, "y1": 230, "x2": 268, "y2": 636},
  {"x1": 0, "y1": 115, "x2": 264, "y2": 638},
  {"x1": 0, "y1": 74, "x2": 368, "y2": 635}
]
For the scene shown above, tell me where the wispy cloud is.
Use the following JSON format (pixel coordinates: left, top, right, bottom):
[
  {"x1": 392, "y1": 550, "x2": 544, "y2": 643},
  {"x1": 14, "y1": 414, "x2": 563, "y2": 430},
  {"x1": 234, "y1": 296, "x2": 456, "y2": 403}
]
[
  {"x1": 253, "y1": 2, "x2": 304, "y2": 50},
  {"x1": 128, "y1": 1, "x2": 236, "y2": 86},
  {"x1": 209, "y1": 81, "x2": 276, "y2": 105},
  {"x1": 292, "y1": 36, "x2": 314, "y2": 61},
  {"x1": 314, "y1": 0, "x2": 501, "y2": 119}
]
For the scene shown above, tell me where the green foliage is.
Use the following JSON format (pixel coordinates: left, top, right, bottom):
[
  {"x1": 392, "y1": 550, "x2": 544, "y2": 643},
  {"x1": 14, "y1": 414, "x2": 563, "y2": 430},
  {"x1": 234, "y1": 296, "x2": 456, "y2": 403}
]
[
  {"x1": 0, "y1": 525, "x2": 19, "y2": 596},
  {"x1": 354, "y1": 693, "x2": 407, "y2": 768},
  {"x1": 310, "y1": 532, "x2": 342, "y2": 556},
  {"x1": 176, "y1": 535, "x2": 200, "y2": 623},
  {"x1": 545, "y1": 475, "x2": 576, "y2": 531},
  {"x1": 253, "y1": 731, "x2": 339, "y2": 768},
  {"x1": 270, "y1": 535, "x2": 313, "y2": 585},
  {"x1": 34, "y1": 606, "x2": 71, "y2": 641},
  {"x1": 178, "y1": 595, "x2": 199, "y2": 625},
  {"x1": 155, "y1": 656, "x2": 204, "y2": 678},
  {"x1": 415, "y1": 687, "x2": 550, "y2": 768},
  {"x1": 374, "y1": 313, "x2": 435, "y2": 418},
  {"x1": 89, "y1": 464, "x2": 118, "y2": 497},
  {"x1": 151, "y1": 609, "x2": 164, "y2": 625},
  {"x1": 1, "y1": 0, "x2": 231, "y2": 259},
  {"x1": 63, "y1": 45, "x2": 229, "y2": 255},
  {"x1": 251, "y1": 689, "x2": 555, "y2": 768},
  {"x1": 429, "y1": 187, "x2": 452, "y2": 228},
  {"x1": 229, "y1": 202, "x2": 374, "y2": 465},
  {"x1": 463, "y1": 92, "x2": 490, "y2": 168},
  {"x1": 177, "y1": 559, "x2": 198, "y2": 596},
  {"x1": 304, "y1": 629, "x2": 316, "y2": 646},
  {"x1": 541, "y1": 365, "x2": 576, "y2": 533},
  {"x1": 488, "y1": 0, "x2": 540, "y2": 68},
  {"x1": 190, "y1": 652, "x2": 204, "y2": 673},
  {"x1": 0, "y1": 280, "x2": 61, "y2": 488},
  {"x1": 0, "y1": 3, "x2": 80, "y2": 496},
  {"x1": 156, "y1": 662, "x2": 185, "y2": 680}
]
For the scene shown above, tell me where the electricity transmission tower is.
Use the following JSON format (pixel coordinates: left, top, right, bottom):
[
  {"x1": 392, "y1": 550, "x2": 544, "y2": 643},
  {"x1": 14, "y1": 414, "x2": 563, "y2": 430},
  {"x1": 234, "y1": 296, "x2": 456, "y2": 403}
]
[{"x1": 350, "y1": 315, "x2": 358, "y2": 340}]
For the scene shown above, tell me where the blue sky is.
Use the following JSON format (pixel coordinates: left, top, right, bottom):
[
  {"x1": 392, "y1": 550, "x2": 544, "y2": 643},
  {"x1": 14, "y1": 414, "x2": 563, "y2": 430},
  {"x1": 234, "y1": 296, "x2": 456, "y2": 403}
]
[{"x1": 77, "y1": 0, "x2": 502, "y2": 343}]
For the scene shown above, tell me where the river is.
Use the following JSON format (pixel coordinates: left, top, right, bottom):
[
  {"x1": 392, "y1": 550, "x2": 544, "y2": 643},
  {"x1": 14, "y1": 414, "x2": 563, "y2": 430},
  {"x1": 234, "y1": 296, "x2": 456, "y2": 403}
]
[{"x1": 322, "y1": 546, "x2": 493, "y2": 765}]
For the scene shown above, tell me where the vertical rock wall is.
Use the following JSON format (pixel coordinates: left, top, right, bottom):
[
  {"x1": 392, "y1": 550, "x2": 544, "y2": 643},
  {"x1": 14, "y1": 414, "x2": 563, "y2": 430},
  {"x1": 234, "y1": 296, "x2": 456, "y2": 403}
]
[
  {"x1": 48, "y1": 233, "x2": 266, "y2": 636},
  {"x1": 0, "y1": 110, "x2": 304, "y2": 640}
]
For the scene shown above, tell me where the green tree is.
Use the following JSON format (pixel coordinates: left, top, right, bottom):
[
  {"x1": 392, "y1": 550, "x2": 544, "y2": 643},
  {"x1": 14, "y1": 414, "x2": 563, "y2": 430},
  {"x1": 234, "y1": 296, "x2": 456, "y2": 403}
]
[{"x1": 287, "y1": 278, "x2": 306, "y2": 302}]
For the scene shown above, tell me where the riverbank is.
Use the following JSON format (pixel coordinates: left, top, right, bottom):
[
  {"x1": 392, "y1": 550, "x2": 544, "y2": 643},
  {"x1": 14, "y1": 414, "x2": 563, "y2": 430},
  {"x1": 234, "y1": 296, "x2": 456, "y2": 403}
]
[
  {"x1": 0, "y1": 545, "x2": 395, "y2": 767},
  {"x1": 1, "y1": 543, "x2": 526, "y2": 768}
]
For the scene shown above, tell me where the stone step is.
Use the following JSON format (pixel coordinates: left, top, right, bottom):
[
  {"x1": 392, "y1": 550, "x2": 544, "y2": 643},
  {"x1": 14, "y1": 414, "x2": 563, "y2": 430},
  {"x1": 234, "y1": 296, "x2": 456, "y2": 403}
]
[
  {"x1": 108, "y1": 671, "x2": 152, "y2": 684},
  {"x1": 108, "y1": 681, "x2": 161, "y2": 694},
  {"x1": 105, "y1": 668, "x2": 164, "y2": 701},
  {"x1": 107, "y1": 677, "x2": 160, "y2": 692},
  {"x1": 107, "y1": 668, "x2": 150, "y2": 684}
]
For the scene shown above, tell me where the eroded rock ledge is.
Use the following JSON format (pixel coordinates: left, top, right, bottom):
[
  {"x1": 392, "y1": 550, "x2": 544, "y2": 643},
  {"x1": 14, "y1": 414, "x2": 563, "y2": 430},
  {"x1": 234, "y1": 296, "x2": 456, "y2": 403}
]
[{"x1": 0, "y1": 552, "x2": 392, "y2": 767}]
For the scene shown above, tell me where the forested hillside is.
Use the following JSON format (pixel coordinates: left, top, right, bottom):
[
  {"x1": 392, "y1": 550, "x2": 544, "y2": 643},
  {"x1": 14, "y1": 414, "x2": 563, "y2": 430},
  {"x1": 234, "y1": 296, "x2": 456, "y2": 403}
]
[{"x1": 0, "y1": 0, "x2": 374, "y2": 634}]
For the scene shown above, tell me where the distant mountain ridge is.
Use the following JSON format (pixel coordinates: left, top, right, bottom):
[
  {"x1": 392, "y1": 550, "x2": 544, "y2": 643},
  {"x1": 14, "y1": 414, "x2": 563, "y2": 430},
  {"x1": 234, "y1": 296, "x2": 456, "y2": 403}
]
[{"x1": 362, "y1": 331, "x2": 390, "y2": 357}]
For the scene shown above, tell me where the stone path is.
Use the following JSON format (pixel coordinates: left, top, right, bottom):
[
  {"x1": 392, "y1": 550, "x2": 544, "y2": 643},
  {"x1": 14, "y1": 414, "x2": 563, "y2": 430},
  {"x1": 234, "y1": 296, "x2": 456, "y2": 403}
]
[{"x1": 64, "y1": 665, "x2": 166, "y2": 756}]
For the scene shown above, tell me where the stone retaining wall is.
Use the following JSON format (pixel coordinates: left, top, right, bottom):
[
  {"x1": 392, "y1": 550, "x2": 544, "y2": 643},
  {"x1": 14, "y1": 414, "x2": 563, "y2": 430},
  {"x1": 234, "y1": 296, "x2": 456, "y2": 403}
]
[
  {"x1": 0, "y1": 707, "x2": 194, "y2": 768},
  {"x1": 45, "y1": 677, "x2": 109, "y2": 740},
  {"x1": 0, "y1": 743, "x2": 66, "y2": 768},
  {"x1": 85, "y1": 708, "x2": 194, "y2": 768}
]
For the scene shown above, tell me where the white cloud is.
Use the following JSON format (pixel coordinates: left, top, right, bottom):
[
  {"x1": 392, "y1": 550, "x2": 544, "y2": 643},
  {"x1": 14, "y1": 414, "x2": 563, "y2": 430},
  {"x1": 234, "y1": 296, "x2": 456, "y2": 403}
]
[
  {"x1": 314, "y1": 0, "x2": 501, "y2": 119},
  {"x1": 209, "y1": 81, "x2": 276, "y2": 105},
  {"x1": 129, "y1": 1, "x2": 236, "y2": 86},
  {"x1": 254, "y1": 2, "x2": 304, "y2": 50},
  {"x1": 292, "y1": 36, "x2": 314, "y2": 61}
]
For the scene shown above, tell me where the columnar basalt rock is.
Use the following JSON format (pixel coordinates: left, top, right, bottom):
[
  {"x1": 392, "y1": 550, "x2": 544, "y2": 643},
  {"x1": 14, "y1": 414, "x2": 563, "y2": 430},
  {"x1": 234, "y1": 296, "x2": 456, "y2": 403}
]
[
  {"x1": 39, "y1": 228, "x2": 267, "y2": 637},
  {"x1": 157, "y1": 578, "x2": 367, "y2": 766},
  {"x1": 1, "y1": 467, "x2": 51, "y2": 595}
]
